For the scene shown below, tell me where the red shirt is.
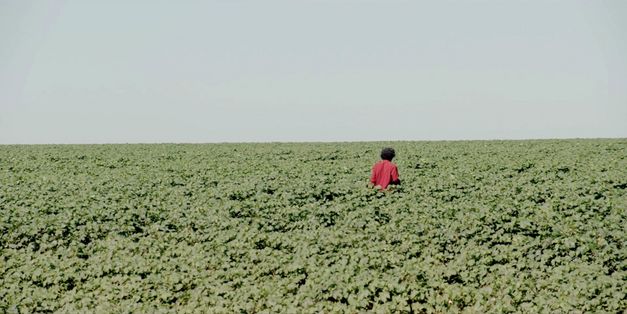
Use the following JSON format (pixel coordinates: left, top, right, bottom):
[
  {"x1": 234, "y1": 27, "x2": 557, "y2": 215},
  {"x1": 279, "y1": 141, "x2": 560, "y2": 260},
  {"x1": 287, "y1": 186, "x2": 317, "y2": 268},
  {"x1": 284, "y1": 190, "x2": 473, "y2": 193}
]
[{"x1": 370, "y1": 160, "x2": 399, "y2": 189}]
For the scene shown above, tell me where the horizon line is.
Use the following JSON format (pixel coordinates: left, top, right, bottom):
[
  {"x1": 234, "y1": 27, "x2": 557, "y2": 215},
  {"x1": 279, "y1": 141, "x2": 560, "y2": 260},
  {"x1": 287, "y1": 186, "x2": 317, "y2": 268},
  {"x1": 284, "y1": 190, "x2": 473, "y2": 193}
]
[{"x1": 1, "y1": 136, "x2": 625, "y2": 146}]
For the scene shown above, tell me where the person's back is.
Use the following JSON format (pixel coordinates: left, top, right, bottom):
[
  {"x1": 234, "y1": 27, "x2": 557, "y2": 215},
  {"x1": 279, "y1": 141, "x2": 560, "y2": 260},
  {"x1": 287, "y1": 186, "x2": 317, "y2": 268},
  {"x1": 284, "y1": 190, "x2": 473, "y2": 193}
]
[{"x1": 370, "y1": 147, "x2": 400, "y2": 189}]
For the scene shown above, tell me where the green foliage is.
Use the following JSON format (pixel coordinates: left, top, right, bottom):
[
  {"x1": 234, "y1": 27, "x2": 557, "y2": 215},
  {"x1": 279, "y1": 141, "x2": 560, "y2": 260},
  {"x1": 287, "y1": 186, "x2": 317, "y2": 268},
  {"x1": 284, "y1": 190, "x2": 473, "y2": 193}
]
[{"x1": 1, "y1": 140, "x2": 626, "y2": 312}]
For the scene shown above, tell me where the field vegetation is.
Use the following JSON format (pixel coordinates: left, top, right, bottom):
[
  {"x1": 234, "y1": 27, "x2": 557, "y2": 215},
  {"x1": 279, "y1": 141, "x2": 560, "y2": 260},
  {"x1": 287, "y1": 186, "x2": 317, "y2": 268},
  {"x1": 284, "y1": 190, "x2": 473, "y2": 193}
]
[{"x1": 1, "y1": 140, "x2": 626, "y2": 312}]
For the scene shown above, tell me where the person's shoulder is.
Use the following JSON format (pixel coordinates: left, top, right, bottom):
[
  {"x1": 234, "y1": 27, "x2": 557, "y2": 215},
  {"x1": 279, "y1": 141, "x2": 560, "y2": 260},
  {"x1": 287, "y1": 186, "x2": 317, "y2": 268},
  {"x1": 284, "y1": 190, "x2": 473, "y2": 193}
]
[{"x1": 372, "y1": 160, "x2": 386, "y2": 168}]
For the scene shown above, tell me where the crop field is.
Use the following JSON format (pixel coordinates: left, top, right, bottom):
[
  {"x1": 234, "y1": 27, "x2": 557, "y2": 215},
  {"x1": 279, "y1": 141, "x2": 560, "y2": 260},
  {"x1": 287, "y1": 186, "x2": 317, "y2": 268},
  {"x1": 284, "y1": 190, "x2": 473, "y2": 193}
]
[{"x1": 1, "y1": 140, "x2": 626, "y2": 313}]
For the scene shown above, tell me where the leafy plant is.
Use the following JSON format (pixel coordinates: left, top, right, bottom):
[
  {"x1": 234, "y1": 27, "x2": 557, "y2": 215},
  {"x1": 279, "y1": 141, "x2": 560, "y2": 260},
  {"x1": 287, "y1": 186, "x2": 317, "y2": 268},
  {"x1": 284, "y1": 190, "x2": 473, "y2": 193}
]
[{"x1": 1, "y1": 140, "x2": 625, "y2": 312}]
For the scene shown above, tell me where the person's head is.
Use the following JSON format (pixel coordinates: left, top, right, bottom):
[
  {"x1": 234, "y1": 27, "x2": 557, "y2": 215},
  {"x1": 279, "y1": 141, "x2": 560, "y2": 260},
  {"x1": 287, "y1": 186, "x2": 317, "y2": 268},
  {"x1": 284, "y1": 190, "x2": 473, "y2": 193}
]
[{"x1": 380, "y1": 147, "x2": 396, "y2": 161}]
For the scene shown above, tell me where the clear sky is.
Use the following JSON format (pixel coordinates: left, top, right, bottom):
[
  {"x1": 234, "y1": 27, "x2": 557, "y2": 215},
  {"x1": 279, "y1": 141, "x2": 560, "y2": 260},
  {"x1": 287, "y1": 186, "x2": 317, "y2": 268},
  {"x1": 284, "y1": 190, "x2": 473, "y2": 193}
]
[{"x1": 1, "y1": 0, "x2": 626, "y2": 144}]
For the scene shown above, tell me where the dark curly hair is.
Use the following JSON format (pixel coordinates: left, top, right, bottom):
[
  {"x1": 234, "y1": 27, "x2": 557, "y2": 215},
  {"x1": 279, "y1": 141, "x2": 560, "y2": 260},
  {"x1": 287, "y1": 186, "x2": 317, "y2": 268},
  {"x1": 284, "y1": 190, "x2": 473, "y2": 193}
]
[{"x1": 380, "y1": 147, "x2": 396, "y2": 161}]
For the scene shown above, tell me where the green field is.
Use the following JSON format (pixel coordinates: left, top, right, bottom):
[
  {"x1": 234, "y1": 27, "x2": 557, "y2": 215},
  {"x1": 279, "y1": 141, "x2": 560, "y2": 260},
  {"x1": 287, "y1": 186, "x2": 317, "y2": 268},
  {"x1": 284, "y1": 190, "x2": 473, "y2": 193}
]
[{"x1": 1, "y1": 140, "x2": 626, "y2": 313}]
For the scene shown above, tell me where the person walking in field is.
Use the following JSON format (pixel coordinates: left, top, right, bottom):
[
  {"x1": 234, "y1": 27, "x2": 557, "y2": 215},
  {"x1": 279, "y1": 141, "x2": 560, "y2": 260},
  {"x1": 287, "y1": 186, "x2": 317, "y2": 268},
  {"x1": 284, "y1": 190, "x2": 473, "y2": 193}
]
[{"x1": 370, "y1": 147, "x2": 400, "y2": 190}]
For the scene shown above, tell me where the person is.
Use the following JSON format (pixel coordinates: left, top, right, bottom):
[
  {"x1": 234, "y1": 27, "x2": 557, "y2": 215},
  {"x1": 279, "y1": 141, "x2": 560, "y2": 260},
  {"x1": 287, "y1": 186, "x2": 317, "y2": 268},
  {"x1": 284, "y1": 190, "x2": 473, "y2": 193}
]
[{"x1": 370, "y1": 147, "x2": 400, "y2": 190}]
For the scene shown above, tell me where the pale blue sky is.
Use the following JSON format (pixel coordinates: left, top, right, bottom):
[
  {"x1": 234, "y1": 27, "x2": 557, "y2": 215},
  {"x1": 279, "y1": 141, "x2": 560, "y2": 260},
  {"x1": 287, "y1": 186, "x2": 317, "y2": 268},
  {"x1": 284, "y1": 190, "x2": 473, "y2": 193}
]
[{"x1": 1, "y1": 0, "x2": 626, "y2": 144}]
